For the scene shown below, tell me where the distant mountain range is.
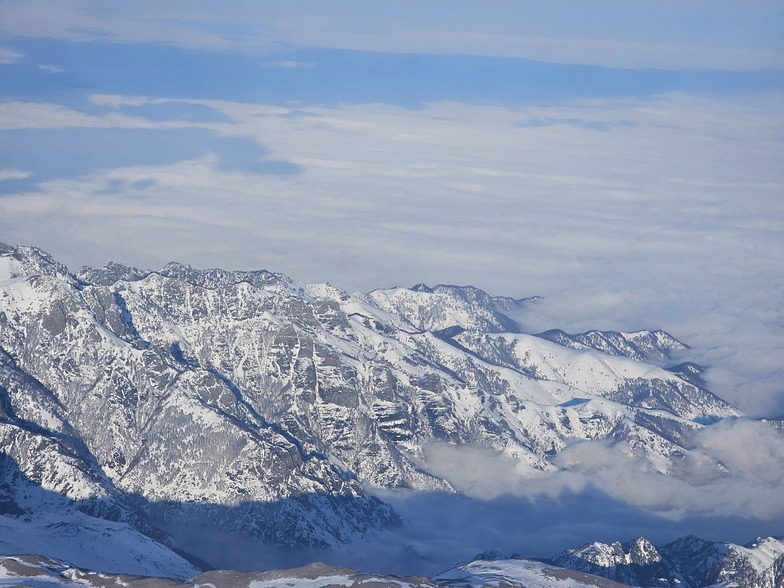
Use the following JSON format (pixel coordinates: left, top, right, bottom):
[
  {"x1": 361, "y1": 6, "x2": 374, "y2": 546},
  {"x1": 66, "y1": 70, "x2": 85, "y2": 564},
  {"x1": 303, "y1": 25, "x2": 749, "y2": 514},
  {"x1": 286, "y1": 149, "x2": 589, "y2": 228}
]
[
  {"x1": 1, "y1": 534, "x2": 782, "y2": 587},
  {"x1": 0, "y1": 242, "x2": 780, "y2": 585},
  {"x1": 551, "y1": 535, "x2": 784, "y2": 588}
]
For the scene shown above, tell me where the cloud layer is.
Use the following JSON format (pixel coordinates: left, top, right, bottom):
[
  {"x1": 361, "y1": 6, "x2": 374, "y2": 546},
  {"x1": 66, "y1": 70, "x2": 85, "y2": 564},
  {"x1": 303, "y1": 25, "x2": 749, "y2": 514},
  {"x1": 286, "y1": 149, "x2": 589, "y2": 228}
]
[
  {"x1": 173, "y1": 423, "x2": 784, "y2": 575},
  {"x1": 1, "y1": 88, "x2": 781, "y2": 416},
  {"x1": 1, "y1": 1, "x2": 782, "y2": 70}
]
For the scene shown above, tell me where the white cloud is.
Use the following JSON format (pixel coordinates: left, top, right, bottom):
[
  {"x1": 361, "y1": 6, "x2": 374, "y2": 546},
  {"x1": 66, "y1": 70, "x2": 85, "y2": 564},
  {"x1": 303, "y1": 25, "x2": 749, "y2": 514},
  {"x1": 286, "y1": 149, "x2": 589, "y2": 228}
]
[
  {"x1": 37, "y1": 63, "x2": 63, "y2": 73},
  {"x1": 0, "y1": 169, "x2": 32, "y2": 181},
  {"x1": 415, "y1": 418, "x2": 784, "y2": 524},
  {"x1": 419, "y1": 442, "x2": 576, "y2": 500},
  {"x1": 90, "y1": 94, "x2": 152, "y2": 108},
  {"x1": 1, "y1": 1, "x2": 782, "y2": 70},
  {"x1": 0, "y1": 101, "x2": 153, "y2": 130},
  {"x1": 0, "y1": 1, "x2": 242, "y2": 52},
  {"x1": 299, "y1": 29, "x2": 784, "y2": 70},
  {"x1": 260, "y1": 60, "x2": 314, "y2": 69},
  {"x1": 0, "y1": 100, "x2": 218, "y2": 131},
  {"x1": 0, "y1": 47, "x2": 22, "y2": 64},
  {"x1": 554, "y1": 419, "x2": 784, "y2": 521},
  {"x1": 0, "y1": 91, "x2": 782, "y2": 419}
]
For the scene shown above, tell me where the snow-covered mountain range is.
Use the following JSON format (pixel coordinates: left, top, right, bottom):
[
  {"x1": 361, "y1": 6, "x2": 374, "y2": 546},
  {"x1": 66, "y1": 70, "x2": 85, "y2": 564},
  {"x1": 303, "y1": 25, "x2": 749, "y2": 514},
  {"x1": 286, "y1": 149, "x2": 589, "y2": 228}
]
[
  {"x1": 552, "y1": 535, "x2": 784, "y2": 588},
  {"x1": 0, "y1": 242, "x2": 781, "y2": 583},
  {"x1": 440, "y1": 533, "x2": 784, "y2": 588},
  {"x1": 2, "y1": 535, "x2": 782, "y2": 588}
]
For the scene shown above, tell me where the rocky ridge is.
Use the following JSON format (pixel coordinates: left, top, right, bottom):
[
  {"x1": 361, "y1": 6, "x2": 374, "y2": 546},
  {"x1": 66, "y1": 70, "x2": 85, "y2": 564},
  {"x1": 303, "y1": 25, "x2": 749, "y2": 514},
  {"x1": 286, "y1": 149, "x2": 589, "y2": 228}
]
[
  {"x1": 0, "y1": 242, "x2": 760, "y2": 576},
  {"x1": 552, "y1": 534, "x2": 784, "y2": 588}
]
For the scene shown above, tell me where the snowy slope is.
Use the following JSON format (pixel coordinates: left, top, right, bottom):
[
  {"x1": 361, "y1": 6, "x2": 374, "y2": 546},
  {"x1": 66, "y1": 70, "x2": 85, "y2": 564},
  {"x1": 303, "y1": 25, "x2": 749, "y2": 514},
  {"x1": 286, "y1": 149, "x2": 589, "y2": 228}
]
[
  {"x1": 436, "y1": 558, "x2": 634, "y2": 588},
  {"x1": 0, "y1": 242, "x2": 761, "y2": 576},
  {"x1": 0, "y1": 514, "x2": 199, "y2": 581},
  {"x1": 0, "y1": 556, "x2": 436, "y2": 588}
]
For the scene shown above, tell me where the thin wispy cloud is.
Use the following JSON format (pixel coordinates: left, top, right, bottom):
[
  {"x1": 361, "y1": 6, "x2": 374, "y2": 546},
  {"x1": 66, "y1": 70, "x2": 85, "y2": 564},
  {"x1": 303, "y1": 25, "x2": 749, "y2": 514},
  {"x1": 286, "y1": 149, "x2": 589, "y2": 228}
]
[
  {"x1": 0, "y1": 47, "x2": 23, "y2": 64},
  {"x1": 260, "y1": 60, "x2": 314, "y2": 69},
  {"x1": 0, "y1": 169, "x2": 32, "y2": 181},
  {"x1": 311, "y1": 30, "x2": 784, "y2": 71},
  {"x1": 1, "y1": 1, "x2": 782, "y2": 70},
  {"x1": 37, "y1": 63, "x2": 63, "y2": 73}
]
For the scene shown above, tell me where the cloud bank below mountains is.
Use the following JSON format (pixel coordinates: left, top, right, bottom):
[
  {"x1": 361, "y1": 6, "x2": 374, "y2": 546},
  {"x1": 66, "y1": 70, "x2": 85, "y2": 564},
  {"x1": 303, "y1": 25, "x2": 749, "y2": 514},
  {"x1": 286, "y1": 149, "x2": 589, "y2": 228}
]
[
  {"x1": 175, "y1": 421, "x2": 784, "y2": 576},
  {"x1": 337, "y1": 421, "x2": 784, "y2": 575},
  {"x1": 1, "y1": 90, "x2": 782, "y2": 417},
  {"x1": 420, "y1": 418, "x2": 784, "y2": 523}
]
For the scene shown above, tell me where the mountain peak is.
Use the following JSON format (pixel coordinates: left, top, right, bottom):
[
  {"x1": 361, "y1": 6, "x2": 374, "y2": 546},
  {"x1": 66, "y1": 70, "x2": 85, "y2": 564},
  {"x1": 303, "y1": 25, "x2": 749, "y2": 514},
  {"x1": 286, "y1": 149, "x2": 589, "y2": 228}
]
[{"x1": 0, "y1": 243, "x2": 72, "y2": 282}]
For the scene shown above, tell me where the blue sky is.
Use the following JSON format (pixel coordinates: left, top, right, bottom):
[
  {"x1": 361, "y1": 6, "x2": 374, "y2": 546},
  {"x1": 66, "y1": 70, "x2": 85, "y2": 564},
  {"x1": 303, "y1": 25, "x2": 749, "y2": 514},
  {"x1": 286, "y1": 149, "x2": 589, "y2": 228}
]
[{"x1": 0, "y1": 1, "x2": 783, "y2": 423}]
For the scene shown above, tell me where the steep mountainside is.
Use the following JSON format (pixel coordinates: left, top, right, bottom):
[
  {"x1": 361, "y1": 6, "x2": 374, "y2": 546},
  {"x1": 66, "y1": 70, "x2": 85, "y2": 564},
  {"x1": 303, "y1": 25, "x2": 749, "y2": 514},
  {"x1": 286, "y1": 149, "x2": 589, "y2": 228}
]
[{"x1": 0, "y1": 242, "x2": 753, "y2": 575}]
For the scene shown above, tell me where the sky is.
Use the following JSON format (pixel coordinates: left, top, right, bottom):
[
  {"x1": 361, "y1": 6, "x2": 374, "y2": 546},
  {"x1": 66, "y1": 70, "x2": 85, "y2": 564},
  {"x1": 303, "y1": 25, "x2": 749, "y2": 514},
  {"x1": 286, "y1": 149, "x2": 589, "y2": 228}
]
[{"x1": 1, "y1": 0, "x2": 784, "y2": 571}]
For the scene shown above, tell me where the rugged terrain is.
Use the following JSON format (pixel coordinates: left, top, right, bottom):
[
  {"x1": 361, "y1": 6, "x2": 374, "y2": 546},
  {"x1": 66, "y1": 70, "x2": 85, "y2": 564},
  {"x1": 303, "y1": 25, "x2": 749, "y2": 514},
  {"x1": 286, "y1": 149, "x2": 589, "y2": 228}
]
[
  {"x1": 2, "y1": 535, "x2": 783, "y2": 588},
  {"x1": 553, "y1": 535, "x2": 784, "y2": 587},
  {"x1": 0, "y1": 242, "x2": 779, "y2": 582}
]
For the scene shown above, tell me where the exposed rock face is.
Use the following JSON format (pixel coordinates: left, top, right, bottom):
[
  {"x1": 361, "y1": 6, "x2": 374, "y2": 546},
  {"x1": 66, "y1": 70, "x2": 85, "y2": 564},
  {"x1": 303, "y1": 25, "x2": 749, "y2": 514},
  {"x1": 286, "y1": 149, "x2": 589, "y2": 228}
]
[
  {"x1": 552, "y1": 538, "x2": 671, "y2": 586},
  {"x1": 553, "y1": 534, "x2": 784, "y2": 588},
  {"x1": 536, "y1": 328, "x2": 688, "y2": 362}
]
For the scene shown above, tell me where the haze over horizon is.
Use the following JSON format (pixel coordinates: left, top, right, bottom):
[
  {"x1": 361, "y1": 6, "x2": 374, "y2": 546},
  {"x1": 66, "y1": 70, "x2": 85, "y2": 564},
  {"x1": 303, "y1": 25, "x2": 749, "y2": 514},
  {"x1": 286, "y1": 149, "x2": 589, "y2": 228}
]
[{"x1": 1, "y1": 0, "x2": 782, "y2": 422}]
